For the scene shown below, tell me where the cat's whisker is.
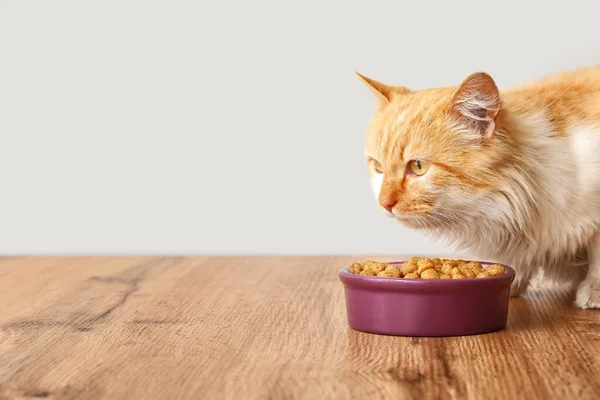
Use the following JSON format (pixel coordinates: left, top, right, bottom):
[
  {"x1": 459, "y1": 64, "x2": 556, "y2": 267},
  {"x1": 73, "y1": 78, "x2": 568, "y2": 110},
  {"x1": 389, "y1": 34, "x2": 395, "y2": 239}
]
[
  {"x1": 427, "y1": 211, "x2": 452, "y2": 230},
  {"x1": 414, "y1": 215, "x2": 428, "y2": 231},
  {"x1": 420, "y1": 214, "x2": 444, "y2": 238},
  {"x1": 439, "y1": 206, "x2": 481, "y2": 216},
  {"x1": 443, "y1": 203, "x2": 495, "y2": 241},
  {"x1": 434, "y1": 205, "x2": 479, "y2": 217},
  {"x1": 429, "y1": 212, "x2": 456, "y2": 236},
  {"x1": 430, "y1": 216, "x2": 453, "y2": 238},
  {"x1": 434, "y1": 205, "x2": 517, "y2": 242},
  {"x1": 414, "y1": 215, "x2": 427, "y2": 232},
  {"x1": 431, "y1": 211, "x2": 461, "y2": 225}
]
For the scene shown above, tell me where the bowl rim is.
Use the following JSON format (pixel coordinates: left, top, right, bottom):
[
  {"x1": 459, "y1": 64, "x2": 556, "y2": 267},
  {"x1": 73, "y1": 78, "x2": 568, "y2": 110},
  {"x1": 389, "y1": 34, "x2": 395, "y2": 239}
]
[{"x1": 338, "y1": 260, "x2": 516, "y2": 290}]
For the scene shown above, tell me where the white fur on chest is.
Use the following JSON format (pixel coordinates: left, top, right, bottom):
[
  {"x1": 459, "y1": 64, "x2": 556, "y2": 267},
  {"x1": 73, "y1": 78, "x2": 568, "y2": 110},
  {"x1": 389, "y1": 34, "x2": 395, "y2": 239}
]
[
  {"x1": 464, "y1": 120, "x2": 600, "y2": 279},
  {"x1": 570, "y1": 125, "x2": 600, "y2": 196},
  {"x1": 534, "y1": 123, "x2": 600, "y2": 244}
]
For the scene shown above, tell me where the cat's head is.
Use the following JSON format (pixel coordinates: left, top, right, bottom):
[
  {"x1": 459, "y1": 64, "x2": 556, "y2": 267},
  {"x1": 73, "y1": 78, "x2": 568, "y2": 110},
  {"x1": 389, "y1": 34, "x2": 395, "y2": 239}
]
[{"x1": 357, "y1": 71, "x2": 513, "y2": 232}]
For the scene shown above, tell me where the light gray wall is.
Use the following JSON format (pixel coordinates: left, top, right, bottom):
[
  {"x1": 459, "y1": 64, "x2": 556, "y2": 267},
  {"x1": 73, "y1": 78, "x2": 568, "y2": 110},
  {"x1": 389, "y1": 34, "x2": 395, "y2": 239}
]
[{"x1": 1, "y1": 1, "x2": 599, "y2": 254}]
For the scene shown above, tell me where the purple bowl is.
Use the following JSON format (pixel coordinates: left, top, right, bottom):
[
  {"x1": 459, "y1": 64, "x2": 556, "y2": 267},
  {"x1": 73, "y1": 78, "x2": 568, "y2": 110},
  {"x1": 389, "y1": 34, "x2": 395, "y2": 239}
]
[{"x1": 338, "y1": 261, "x2": 515, "y2": 337}]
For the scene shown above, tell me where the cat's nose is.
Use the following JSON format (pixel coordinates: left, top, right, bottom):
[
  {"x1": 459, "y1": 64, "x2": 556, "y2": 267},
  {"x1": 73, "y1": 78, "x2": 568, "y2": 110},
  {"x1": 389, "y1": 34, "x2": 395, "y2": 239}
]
[{"x1": 379, "y1": 199, "x2": 396, "y2": 213}]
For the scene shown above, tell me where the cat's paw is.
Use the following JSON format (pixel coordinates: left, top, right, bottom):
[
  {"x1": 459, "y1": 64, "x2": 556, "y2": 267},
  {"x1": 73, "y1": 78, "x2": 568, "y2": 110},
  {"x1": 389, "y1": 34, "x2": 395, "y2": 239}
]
[{"x1": 575, "y1": 279, "x2": 600, "y2": 309}]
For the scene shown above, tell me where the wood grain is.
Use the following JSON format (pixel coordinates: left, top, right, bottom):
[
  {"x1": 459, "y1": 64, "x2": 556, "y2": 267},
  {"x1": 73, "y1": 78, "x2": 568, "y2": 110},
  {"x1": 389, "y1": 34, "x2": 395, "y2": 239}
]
[{"x1": 0, "y1": 256, "x2": 598, "y2": 400}]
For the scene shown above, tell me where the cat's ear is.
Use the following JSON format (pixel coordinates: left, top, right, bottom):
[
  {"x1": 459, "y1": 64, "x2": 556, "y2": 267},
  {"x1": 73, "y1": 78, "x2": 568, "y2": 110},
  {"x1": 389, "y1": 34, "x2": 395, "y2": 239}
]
[
  {"x1": 452, "y1": 72, "x2": 500, "y2": 138},
  {"x1": 355, "y1": 72, "x2": 410, "y2": 108}
]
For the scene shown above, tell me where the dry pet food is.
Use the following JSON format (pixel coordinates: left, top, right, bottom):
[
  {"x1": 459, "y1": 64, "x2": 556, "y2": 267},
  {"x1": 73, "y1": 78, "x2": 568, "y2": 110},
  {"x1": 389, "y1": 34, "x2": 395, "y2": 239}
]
[{"x1": 348, "y1": 258, "x2": 505, "y2": 280}]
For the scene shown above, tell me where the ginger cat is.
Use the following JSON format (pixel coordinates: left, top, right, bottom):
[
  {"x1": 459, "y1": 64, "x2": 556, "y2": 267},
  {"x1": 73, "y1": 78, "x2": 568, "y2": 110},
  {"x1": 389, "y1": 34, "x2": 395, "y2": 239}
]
[{"x1": 357, "y1": 66, "x2": 600, "y2": 309}]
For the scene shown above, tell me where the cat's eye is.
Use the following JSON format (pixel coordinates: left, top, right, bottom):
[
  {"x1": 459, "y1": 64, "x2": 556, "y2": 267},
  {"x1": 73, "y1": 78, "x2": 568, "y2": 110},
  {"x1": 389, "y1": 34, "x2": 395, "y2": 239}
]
[
  {"x1": 373, "y1": 160, "x2": 383, "y2": 174},
  {"x1": 409, "y1": 160, "x2": 429, "y2": 176}
]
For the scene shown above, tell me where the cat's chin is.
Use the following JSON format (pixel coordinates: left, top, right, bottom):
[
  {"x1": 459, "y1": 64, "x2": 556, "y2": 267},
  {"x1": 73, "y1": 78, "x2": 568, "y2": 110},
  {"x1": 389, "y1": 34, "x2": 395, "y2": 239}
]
[{"x1": 393, "y1": 215, "x2": 425, "y2": 229}]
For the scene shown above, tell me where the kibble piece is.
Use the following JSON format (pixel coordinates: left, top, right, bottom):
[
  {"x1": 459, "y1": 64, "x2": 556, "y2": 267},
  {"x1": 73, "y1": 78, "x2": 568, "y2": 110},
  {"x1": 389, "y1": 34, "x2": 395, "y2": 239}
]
[
  {"x1": 441, "y1": 261, "x2": 455, "y2": 275},
  {"x1": 421, "y1": 268, "x2": 440, "y2": 280},
  {"x1": 360, "y1": 269, "x2": 376, "y2": 276},
  {"x1": 401, "y1": 262, "x2": 418, "y2": 277},
  {"x1": 349, "y1": 263, "x2": 363, "y2": 274},
  {"x1": 432, "y1": 258, "x2": 442, "y2": 267},
  {"x1": 467, "y1": 261, "x2": 484, "y2": 274},
  {"x1": 450, "y1": 267, "x2": 466, "y2": 279},
  {"x1": 385, "y1": 265, "x2": 401, "y2": 278},
  {"x1": 362, "y1": 260, "x2": 388, "y2": 274},
  {"x1": 457, "y1": 264, "x2": 468, "y2": 273},
  {"x1": 458, "y1": 264, "x2": 476, "y2": 278},
  {"x1": 404, "y1": 272, "x2": 420, "y2": 279},
  {"x1": 361, "y1": 260, "x2": 377, "y2": 271},
  {"x1": 485, "y1": 264, "x2": 505, "y2": 276},
  {"x1": 370, "y1": 262, "x2": 388, "y2": 274},
  {"x1": 440, "y1": 273, "x2": 452, "y2": 280},
  {"x1": 417, "y1": 258, "x2": 435, "y2": 274},
  {"x1": 476, "y1": 271, "x2": 492, "y2": 278},
  {"x1": 408, "y1": 256, "x2": 421, "y2": 264},
  {"x1": 377, "y1": 271, "x2": 393, "y2": 277},
  {"x1": 418, "y1": 257, "x2": 433, "y2": 265}
]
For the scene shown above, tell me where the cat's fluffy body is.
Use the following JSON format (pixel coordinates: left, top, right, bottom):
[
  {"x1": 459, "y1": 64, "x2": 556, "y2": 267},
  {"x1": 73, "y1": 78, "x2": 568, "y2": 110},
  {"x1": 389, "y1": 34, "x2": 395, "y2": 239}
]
[{"x1": 358, "y1": 67, "x2": 600, "y2": 308}]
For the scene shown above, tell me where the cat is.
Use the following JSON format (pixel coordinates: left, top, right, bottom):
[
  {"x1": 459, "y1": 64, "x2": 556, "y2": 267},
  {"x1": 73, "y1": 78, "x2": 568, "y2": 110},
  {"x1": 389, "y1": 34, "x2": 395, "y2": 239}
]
[{"x1": 356, "y1": 66, "x2": 600, "y2": 309}]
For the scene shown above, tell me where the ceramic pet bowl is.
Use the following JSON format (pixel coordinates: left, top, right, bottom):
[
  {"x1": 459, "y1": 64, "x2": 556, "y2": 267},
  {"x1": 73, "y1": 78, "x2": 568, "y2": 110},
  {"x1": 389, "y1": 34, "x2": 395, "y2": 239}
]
[{"x1": 338, "y1": 261, "x2": 515, "y2": 337}]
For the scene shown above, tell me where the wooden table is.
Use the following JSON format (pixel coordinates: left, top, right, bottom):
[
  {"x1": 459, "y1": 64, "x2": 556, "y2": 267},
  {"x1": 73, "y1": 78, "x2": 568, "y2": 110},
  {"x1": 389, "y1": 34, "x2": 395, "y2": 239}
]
[{"x1": 0, "y1": 256, "x2": 598, "y2": 400}]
